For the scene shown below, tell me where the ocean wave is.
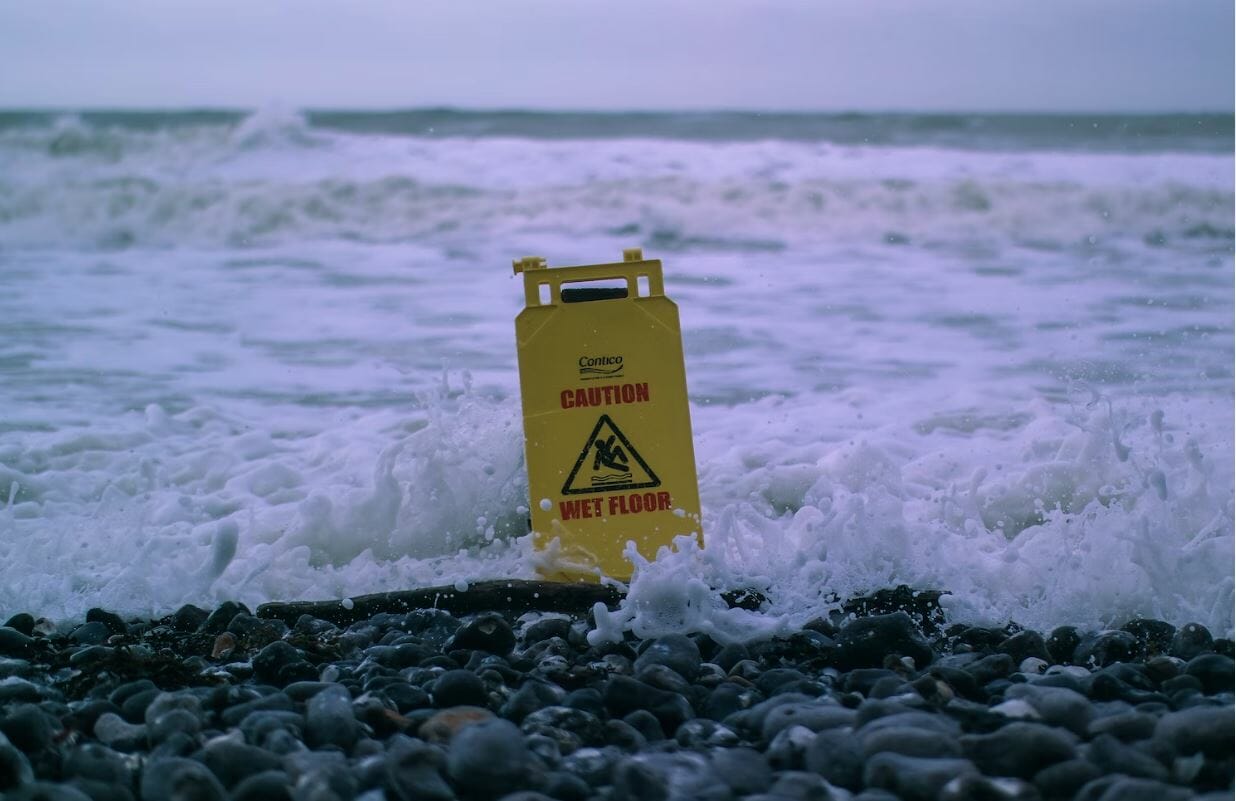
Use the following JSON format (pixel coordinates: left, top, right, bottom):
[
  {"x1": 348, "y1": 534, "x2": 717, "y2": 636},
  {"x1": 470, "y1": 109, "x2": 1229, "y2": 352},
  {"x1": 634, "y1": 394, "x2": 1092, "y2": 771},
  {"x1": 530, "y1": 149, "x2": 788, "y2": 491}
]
[
  {"x1": 1, "y1": 112, "x2": 1229, "y2": 250},
  {"x1": 0, "y1": 171, "x2": 1229, "y2": 251}
]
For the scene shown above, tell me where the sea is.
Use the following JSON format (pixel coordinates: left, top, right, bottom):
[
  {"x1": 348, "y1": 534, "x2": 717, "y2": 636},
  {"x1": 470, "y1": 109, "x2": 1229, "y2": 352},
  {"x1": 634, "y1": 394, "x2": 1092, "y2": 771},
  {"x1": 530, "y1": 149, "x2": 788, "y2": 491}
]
[{"x1": 0, "y1": 108, "x2": 1231, "y2": 640}]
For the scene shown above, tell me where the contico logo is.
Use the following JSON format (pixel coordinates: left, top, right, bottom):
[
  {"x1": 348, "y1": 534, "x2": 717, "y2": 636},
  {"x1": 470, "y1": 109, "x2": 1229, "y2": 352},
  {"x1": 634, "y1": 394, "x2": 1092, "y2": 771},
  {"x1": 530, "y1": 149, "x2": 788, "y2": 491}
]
[{"x1": 578, "y1": 355, "x2": 624, "y2": 380}]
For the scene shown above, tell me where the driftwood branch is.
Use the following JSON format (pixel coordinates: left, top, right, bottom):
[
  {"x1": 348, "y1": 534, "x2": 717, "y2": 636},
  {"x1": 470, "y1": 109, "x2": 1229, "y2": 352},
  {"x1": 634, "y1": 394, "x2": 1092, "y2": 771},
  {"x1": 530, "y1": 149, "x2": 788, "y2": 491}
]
[
  {"x1": 257, "y1": 579, "x2": 943, "y2": 632},
  {"x1": 256, "y1": 580, "x2": 623, "y2": 627}
]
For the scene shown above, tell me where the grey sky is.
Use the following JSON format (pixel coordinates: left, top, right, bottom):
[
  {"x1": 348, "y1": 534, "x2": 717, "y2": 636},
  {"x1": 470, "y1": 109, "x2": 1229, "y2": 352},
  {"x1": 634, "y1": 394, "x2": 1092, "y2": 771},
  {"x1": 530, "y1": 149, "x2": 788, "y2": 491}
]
[{"x1": 1, "y1": 0, "x2": 1232, "y2": 112}]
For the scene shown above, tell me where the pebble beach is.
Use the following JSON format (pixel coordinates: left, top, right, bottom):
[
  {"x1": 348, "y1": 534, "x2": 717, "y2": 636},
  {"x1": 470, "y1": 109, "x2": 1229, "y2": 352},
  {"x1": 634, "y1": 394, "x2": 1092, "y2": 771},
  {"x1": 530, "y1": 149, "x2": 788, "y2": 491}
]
[{"x1": 0, "y1": 595, "x2": 1229, "y2": 801}]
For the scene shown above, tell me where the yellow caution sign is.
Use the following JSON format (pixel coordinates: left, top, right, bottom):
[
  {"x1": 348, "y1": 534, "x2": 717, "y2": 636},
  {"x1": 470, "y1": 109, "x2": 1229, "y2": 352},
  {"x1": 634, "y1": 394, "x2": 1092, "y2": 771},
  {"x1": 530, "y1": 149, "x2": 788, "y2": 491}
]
[{"x1": 514, "y1": 249, "x2": 702, "y2": 581}]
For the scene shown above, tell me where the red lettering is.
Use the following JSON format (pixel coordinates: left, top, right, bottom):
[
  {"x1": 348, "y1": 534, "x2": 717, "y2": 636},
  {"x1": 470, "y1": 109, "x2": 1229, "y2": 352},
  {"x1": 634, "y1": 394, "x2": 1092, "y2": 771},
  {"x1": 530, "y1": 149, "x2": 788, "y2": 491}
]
[
  {"x1": 559, "y1": 500, "x2": 581, "y2": 521},
  {"x1": 555, "y1": 383, "x2": 653, "y2": 410},
  {"x1": 602, "y1": 491, "x2": 676, "y2": 516},
  {"x1": 591, "y1": 498, "x2": 603, "y2": 517}
]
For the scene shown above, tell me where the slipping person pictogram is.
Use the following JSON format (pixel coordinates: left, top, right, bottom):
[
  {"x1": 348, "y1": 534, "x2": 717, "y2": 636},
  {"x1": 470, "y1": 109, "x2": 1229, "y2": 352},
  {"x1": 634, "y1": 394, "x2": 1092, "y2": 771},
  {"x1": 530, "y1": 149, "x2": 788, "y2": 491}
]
[{"x1": 562, "y1": 414, "x2": 660, "y2": 494}]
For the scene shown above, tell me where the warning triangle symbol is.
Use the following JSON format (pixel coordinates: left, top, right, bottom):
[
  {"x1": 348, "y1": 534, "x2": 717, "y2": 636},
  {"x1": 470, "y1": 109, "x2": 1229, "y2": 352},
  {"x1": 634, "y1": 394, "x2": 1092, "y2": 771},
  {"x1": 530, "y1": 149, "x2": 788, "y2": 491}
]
[{"x1": 562, "y1": 414, "x2": 661, "y2": 495}]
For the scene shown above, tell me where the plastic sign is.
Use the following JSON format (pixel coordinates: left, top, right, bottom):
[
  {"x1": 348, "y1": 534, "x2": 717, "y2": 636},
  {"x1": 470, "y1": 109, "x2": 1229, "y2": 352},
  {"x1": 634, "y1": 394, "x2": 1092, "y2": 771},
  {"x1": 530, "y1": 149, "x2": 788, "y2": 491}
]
[{"x1": 514, "y1": 249, "x2": 702, "y2": 581}]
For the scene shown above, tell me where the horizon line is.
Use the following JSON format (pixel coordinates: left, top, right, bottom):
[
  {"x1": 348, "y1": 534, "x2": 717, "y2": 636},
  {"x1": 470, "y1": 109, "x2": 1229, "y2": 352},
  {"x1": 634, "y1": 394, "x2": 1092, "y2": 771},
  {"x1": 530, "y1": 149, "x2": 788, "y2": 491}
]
[{"x1": 0, "y1": 104, "x2": 1232, "y2": 117}]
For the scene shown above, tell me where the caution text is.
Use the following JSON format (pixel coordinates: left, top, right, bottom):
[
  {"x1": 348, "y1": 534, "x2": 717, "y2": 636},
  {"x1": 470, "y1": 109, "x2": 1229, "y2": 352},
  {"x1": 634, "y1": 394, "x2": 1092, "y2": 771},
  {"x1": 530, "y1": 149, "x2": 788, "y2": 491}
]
[{"x1": 560, "y1": 382, "x2": 650, "y2": 410}]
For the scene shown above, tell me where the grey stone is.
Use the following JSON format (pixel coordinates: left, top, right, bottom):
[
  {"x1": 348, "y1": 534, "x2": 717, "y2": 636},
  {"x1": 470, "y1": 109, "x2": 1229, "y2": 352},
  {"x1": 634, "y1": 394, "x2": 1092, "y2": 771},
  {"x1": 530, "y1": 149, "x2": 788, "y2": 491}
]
[
  {"x1": 1085, "y1": 733, "x2": 1167, "y2": 781},
  {"x1": 381, "y1": 736, "x2": 453, "y2": 801},
  {"x1": 960, "y1": 721, "x2": 1077, "y2": 778},
  {"x1": 864, "y1": 753, "x2": 978, "y2": 801},
  {"x1": 450, "y1": 613, "x2": 515, "y2": 656},
  {"x1": 446, "y1": 719, "x2": 529, "y2": 796},
  {"x1": 761, "y1": 702, "x2": 855, "y2": 743},
  {"x1": 768, "y1": 770, "x2": 847, "y2": 801},
  {"x1": 804, "y1": 728, "x2": 864, "y2": 791},
  {"x1": 863, "y1": 725, "x2": 962, "y2": 759},
  {"x1": 859, "y1": 710, "x2": 960, "y2": 738},
  {"x1": 62, "y1": 744, "x2": 130, "y2": 785},
  {"x1": 709, "y1": 746, "x2": 770, "y2": 795},
  {"x1": 603, "y1": 676, "x2": 693, "y2": 732},
  {"x1": 940, "y1": 774, "x2": 1039, "y2": 800},
  {"x1": 231, "y1": 770, "x2": 294, "y2": 801},
  {"x1": 0, "y1": 704, "x2": 57, "y2": 753},
  {"x1": 1074, "y1": 630, "x2": 1137, "y2": 668},
  {"x1": 1086, "y1": 776, "x2": 1193, "y2": 801},
  {"x1": 1004, "y1": 684, "x2": 1093, "y2": 734},
  {"x1": 70, "y1": 622, "x2": 112, "y2": 646},
  {"x1": 432, "y1": 669, "x2": 488, "y2": 708},
  {"x1": 0, "y1": 734, "x2": 34, "y2": 791},
  {"x1": 1046, "y1": 626, "x2": 1080, "y2": 665},
  {"x1": 0, "y1": 628, "x2": 34, "y2": 659},
  {"x1": 1033, "y1": 758, "x2": 1101, "y2": 800},
  {"x1": 611, "y1": 751, "x2": 729, "y2": 801},
  {"x1": 139, "y1": 757, "x2": 226, "y2": 801},
  {"x1": 6, "y1": 782, "x2": 94, "y2": 801},
  {"x1": 1184, "y1": 653, "x2": 1234, "y2": 695},
  {"x1": 634, "y1": 635, "x2": 702, "y2": 681},
  {"x1": 1154, "y1": 705, "x2": 1233, "y2": 758},
  {"x1": 200, "y1": 735, "x2": 282, "y2": 788},
  {"x1": 1087, "y1": 710, "x2": 1156, "y2": 741},
  {"x1": 1170, "y1": 622, "x2": 1214, "y2": 660},
  {"x1": 998, "y1": 630, "x2": 1052, "y2": 664},
  {"x1": 835, "y1": 612, "x2": 933, "y2": 670},
  {"x1": 674, "y1": 718, "x2": 738, "y2": 749},
  {"x1": 92, "y1": 713, "x2": 146, "y2": 752},
  {"x1": 766, "y1": 723, "x2": 815, "y2": 771},
  {"x1": 305, "y1": 685, "x2": 358, "y2": 750}
]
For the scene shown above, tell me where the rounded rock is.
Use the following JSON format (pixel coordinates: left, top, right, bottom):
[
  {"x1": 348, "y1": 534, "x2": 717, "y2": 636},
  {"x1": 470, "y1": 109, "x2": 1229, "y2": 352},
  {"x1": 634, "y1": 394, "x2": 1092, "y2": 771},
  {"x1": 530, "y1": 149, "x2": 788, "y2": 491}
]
[
  {"x1": 446, "y1": 719, "x2": 529, "y2": 796},
  {"x1": 251, "y1": 641, "x2": 306, "y2": 684},
  {"x1": 634, "y1": 635, "x2": 702, "y2": 681},
  {"x1": 835, "y1": 612, "x2": 934, "y2": 670},
  {"x1": 230, "y1": 770, "x2": 294, "y2": 801},
  {"x1": 1073, "y1": 630, "x2": 1137, "y2": 668},
  {"x1": 1046, "y1": 626, "x2": 1080, "y2": 664},
  {"x1": 1183, "y1": 653, "x2": 1234, "y2": 695},
  {"x1": 0, "y1": 705, "x2": 56, "y2": 754},
  {"x1": 450, "y1": 614, "x2": 515, "y2": 656},
  {"x1": 1170, "y1": 622, "x2": 1214, "y2": 660},
  {"x1": 864, "y1": 754, "x2": 978, "y2": 801},
  {"x1": 0, "y1": 628, "x2": 34, "y2": 659},
  {"x1": 200, "y1": 737, "x2": 282, "y2": 789},
  {"x1": 140, "y1": 757, "x2": 226, "y2": 801},
  {"x1": 0, "y1": 737, "x2": 34, "y2": 791},
  {"x1": 804, "y1": 727, "x2": 864, "y2": 790},
  {"x1": 432, "y1": 669, "x2": 487, "y2": 708},
  {"x1": 305, "y1": 684, "x2": 358, "y2": 751},
  {"x1": 3, "y1": 615, "x2": 34, "y2": 637},
  {"x1": 85, "y1": 608, "x2": 128, "y2": 636},
  {"x1": 63, "y1": 744, "x2": 130, "y2": 785},
  {"x1": 6, "y1": 782, "x2": 94, "y2": 801}
]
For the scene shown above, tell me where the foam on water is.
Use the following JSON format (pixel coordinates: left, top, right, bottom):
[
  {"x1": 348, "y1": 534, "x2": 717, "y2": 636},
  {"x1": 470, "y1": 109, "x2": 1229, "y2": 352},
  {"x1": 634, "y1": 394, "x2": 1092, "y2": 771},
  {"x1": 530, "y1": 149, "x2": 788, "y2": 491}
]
[{"x1": 0, "y1": 110, "x2": 1231, "y2": 637}]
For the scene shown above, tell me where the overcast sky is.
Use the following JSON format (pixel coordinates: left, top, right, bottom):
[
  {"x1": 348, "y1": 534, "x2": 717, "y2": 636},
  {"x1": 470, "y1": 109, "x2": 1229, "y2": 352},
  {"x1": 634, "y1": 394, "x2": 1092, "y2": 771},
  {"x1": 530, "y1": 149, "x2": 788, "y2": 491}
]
[{"x1": 1, "y1": 0, "x2": 1232, "y2": 112}]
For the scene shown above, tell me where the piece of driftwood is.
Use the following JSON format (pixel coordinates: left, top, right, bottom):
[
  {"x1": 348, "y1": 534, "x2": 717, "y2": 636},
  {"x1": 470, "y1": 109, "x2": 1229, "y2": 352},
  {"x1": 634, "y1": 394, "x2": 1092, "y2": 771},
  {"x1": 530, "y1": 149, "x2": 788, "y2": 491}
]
[
  {"x1": 256, "y1": 580, "x2": 624, "y2": 627},
  {"x1": 256, "y1": 579, "x2": 942, "y2": 631}
]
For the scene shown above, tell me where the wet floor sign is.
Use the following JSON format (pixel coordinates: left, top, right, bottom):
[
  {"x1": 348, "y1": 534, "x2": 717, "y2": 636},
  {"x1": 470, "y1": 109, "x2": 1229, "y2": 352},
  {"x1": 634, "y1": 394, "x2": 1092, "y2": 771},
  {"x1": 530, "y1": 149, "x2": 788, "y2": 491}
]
[{"x1": 514, "y1": 249, "x2": 702, "y2": 581}]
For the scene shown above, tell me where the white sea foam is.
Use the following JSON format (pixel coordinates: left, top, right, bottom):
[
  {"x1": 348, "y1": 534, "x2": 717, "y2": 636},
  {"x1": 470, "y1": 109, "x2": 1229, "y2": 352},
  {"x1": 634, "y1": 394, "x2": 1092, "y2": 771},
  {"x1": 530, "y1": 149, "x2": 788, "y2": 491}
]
[{"x1": 0, "y1": 111, "x2": 1230, "y2": 638}]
